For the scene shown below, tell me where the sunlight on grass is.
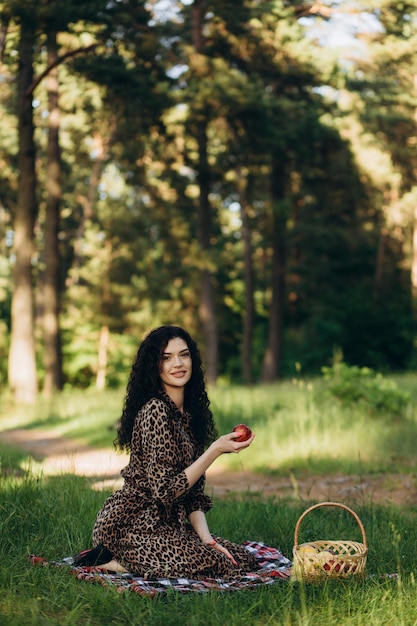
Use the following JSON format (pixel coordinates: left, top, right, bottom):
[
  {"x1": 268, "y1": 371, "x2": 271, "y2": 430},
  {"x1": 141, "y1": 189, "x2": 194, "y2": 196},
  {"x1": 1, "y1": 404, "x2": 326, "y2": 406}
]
[
  {"x1": 2, "y1": 375, "x2": 417, "y2": 624},
  {"x1": 0, "y1": 388, "x2": 124, "y2": 448},
  {"x1": 1, "y1": 373, "x2": 417, "y2": 478},
  {"x1": 209, "y1": 374, "x2": 417, "y2": 476},
  {"x1": 2, "y1": 472, "x2": 417, "y2": 625}
]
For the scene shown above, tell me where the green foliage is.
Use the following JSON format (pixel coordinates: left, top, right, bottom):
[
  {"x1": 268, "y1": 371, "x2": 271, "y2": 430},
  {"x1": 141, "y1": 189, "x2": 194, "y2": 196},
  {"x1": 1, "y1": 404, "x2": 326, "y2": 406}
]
[
  {"x1": 2, "y1": 0, "x2": 417, "y2": 395},
  {"x1": 320, "y1": 362, "x2": 410, "y2": 419}
]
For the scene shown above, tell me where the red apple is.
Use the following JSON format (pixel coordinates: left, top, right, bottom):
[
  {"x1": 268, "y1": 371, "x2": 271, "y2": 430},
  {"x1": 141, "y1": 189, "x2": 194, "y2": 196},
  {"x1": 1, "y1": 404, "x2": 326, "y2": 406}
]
[
  {"x1": 233, "y1": 423, "x2": 252, "y2": 442},
  {"x1": 323, "y1": 559, "x2": 342, "y2": 572},
  {"x1": 345, "y1": 562, "x2": 356, "y2": 573}
]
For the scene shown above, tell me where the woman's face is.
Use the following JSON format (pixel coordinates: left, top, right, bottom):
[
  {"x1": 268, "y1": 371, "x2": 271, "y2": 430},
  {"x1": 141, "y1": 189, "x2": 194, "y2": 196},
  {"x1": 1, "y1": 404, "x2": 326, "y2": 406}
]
[{"x1": 159, "y1": 337, "x2": 192, "y2": 392}]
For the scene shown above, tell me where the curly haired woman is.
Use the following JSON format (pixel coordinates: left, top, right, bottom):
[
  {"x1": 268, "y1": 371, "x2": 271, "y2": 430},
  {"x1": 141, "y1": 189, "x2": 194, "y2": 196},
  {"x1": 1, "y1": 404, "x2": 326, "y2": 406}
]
[{"x1": 74, "y1": 325, "x2": 257, "y2": 579}]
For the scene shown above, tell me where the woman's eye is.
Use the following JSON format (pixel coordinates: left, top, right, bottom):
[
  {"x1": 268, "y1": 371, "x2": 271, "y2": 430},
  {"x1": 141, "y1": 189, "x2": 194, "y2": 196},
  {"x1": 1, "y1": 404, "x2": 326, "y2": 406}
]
[{"x1": 162, "y1": 355, "x2": 171, "y2": 361}]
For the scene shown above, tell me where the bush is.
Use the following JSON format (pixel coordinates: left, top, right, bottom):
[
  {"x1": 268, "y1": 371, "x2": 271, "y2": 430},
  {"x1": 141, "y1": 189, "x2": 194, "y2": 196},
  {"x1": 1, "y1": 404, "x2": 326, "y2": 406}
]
[{"x1": 319, "y1": 362, "x2": 410, "y2": 418}]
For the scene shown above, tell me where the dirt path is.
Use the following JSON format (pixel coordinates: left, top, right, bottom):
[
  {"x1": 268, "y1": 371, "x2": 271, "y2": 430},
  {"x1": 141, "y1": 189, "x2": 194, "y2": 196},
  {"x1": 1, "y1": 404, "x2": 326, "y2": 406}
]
[{"x1": 1, "y1": 428, "x2": 417, "y2": 506}]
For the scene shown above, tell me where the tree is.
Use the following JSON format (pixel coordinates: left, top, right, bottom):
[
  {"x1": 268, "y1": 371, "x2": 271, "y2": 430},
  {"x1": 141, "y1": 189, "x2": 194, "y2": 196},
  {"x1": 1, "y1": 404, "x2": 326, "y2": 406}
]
[
  {"x1": 339, "y1": 0, "x2": 417, "y2": 363},
  {"x1": 8, "y1": 10, "x2": 38, "y2": 403},
  {"x1": 187, "y1": 0, "x2": 219, "y2": 383},
  {"x1": 2, "y1": 0, "x2": 416, "y2": 397},
  {"x1": 236, "y1": 166, "x2": 256, "y2": 384},
  {"x1": 4, "y1": 0, "x2": 164, "y2": 398},
  {"x1": 42, "y1": 29, "x2": 64, "y2": 396},
  {"x1": 224, "y1": 0, "x2": 335, "y2": 380}
]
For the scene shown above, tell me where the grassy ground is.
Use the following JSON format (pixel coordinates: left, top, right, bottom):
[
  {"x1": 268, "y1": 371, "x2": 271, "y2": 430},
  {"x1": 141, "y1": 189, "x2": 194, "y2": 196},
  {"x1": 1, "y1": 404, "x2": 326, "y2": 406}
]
[
  {"x1": 1, "y1": 472, "x2": 417, "y2": 625},
  {"x1": 1, "y1": 372, "x2": 417, "y2": 624},
  {"x1": 2, "y1": 371, "x2": 417, "y2": 477}
]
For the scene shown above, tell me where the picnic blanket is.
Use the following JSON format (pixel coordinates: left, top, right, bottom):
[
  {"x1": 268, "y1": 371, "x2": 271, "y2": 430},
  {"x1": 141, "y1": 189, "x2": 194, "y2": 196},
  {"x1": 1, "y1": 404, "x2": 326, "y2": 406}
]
[{"x1": 30, "y1": 541, "x2": 292, "y2": 597}]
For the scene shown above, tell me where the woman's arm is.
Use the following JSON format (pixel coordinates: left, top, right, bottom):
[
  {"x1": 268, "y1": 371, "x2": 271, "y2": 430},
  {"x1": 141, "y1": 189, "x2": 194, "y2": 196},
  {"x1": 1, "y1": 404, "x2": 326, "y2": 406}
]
[
  {"x1": 188, "y1": 509, "x2": 238, "y2": 566},
  {"x1": 181, "y1": 432, "x2": 255, "y2": 494},
  {"x1": 188, "y1": 509, "x2": 212, "y2": 544},
  {"x1": 141, "y1": 398, "x2": 255, "y2": 502}
]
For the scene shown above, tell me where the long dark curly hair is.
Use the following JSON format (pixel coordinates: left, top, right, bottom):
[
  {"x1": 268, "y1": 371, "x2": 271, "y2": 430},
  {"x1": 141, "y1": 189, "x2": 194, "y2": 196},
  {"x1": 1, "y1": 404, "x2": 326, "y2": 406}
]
[{"x1": 115, "y1": 326, "x2": 217, "y2": 452}]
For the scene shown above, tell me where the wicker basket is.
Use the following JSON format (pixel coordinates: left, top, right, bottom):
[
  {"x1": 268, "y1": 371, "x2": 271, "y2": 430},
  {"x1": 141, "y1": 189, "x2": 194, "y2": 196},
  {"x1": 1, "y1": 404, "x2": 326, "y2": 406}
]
[{"x1": 292, "y1": 501, "x2": 368, "y2": 582}]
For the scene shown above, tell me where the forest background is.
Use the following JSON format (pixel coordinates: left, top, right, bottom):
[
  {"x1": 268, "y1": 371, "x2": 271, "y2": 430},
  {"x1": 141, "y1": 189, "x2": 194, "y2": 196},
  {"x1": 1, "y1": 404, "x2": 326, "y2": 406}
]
[{"x1": 1, "y1": 0, "x2": 417, "y2": 405}]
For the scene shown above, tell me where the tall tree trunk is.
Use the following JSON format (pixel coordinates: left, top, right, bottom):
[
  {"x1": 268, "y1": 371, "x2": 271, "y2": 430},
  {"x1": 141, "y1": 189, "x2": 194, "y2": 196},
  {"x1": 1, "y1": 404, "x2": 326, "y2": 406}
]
[
  {"x1": 412, "y1": 205, "x2": 417, "y2": 301},
  {"x1": 261, "y1": 157, "x2": 287, "y2": 382},
  {"x1": 412, "y1": 74, "x2": 417, "y2": 306},
  {"x1": 191, "y1": 0, "x2": 206, "y2": 52},
  {"x1": 43, "y1": 31, "x2": 64, "y2": 397},
  {"x1": 96, "y1": 325, "x2": 109, "y2": 390},
  {"x1": 196, "y1": 119, "x2": 218, "y2": 383},
  {"x1": 374, "y1": 226, "x2": 387, "y2": 298},
  {"x1": 237, "y1": 165, "x2": 255, "y2": 384},
  {"x1": 191, "y1": 0, "x2": 218, "y2": 383},
  {"x1": 96, "y1": 239, "x2": 112, "y2": 389},
  {"x1": 0, "y1": 15, "x2": 9, "y2": 63},
  {"x1": 8, "y1": 19, "x2": 38, "y2": 404}
]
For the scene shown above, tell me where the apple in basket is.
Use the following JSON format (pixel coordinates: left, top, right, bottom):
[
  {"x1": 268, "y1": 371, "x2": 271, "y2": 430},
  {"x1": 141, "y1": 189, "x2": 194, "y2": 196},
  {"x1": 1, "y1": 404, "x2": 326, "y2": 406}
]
[
  {"x1": 292, "y1": 545, "x2": 318, "y2": 577},
  {"x1": 298, "y1": 545, "x2": 318, "y2": 557},
  {"x1": 299, "y1": 545, "x2": 318, "y2": 572},
  {"x1": 318, "y1": 550, "x2": 343, "y2": 572},
  {"x1": 323, "y1": 559, "x2": 342, "y2": 573},
  {"x1": 344, "y1": 561, "x2": 357, "y2": 573},
  {"x1": 233, "y1": 423, "x2": 252, "y2": 442}
]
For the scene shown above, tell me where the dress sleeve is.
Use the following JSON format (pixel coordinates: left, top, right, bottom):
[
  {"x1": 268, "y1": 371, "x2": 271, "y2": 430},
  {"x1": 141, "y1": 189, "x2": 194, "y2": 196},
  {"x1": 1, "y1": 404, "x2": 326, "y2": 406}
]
[
  {"x1": 183, "y1": 474, "x2": 213, "y2": 516},
  {"x1": 139, "y1": 399, "x2": 189, "y2": 508}
]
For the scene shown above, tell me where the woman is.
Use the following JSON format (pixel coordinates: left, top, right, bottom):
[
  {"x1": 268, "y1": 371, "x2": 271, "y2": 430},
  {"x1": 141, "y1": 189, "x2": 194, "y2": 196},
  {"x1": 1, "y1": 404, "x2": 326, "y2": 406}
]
[{"x1": 76, "y1": 325, "x2": 257, "y2": 579}]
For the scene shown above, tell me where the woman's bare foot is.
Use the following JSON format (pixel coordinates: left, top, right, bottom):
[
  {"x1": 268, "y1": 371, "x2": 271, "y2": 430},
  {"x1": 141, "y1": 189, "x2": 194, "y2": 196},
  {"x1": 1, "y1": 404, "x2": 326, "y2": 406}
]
[{"x1": 99, "y1": 559, "x2": 128, "y2": 573}]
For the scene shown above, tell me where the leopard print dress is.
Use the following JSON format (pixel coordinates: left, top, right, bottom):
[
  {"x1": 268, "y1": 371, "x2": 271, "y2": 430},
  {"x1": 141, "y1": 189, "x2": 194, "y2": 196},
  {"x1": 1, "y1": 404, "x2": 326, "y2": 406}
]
[{"x1": 92, "y1": 393, "x2": 258, "y2": 579}]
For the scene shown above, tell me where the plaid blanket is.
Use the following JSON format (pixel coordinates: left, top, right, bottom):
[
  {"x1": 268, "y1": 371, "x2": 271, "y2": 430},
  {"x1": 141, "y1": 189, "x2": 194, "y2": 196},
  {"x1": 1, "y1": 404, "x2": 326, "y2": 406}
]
[{"x1": 31, "y1": 541, "x2": 292, "y2": 597}]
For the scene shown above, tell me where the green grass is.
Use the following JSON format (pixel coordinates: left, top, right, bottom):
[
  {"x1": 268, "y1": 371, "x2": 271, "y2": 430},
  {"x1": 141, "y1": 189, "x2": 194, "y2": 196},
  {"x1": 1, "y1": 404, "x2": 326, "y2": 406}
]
[
  {"x1": 0, "y1": 441, "x2": 31, "y2": 475},
  {"x1": 1, "y1": 473, "x2": 417, "y2": 625},
  {"x1": 0, "y1": 387, "x2": 124, "y2": 447},
  {"x1": 1, "y1": 373, "x2": 417, "y2": 478},
  {"x1": 1, "y1": 374, "x2": 417, "y2": 624}
]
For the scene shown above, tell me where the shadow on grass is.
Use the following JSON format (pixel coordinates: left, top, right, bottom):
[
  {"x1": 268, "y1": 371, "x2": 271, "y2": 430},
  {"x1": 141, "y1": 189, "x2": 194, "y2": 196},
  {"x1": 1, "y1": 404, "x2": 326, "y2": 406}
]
[{"x1": 0, "y1": 442, "x2": 33, "y2": 476}]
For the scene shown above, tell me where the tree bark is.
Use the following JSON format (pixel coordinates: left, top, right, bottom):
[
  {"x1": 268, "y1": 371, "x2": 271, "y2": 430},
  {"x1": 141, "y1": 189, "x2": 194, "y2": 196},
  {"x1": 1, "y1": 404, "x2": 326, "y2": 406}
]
[
  {"x1": 96, "y1": 325, "x2": 109, "y2": 390},
  {"x1": 412, "y1": 205, "x2": 417, "y2": 301},
  {"x1": 0, "y1": 15, "x2": 9, "y2": 63},
  {"x1": 374, "y1": 225, "x2": 388, "y2": 298},
  {"x1": 236, "y1": 166, "x2": 255, "y2": 384},
  {"x1": 43, "y1": 31, "x2": 64, "y2": 398},
  {"x1": 196, "y1": 119, "x2": 218, "y2": 383},
  {"x1": 8, "y1": 19, "x2": 38, "y2": 403},
  {"x1": 261, "y1": 157, "x2": 287, "y2": 382},
  {"x1": 191, "y1": 0, "x2": 206, "y2": 53},
  {"x1": 192, "y1": 0, "x2": 218, "y2": 383}
]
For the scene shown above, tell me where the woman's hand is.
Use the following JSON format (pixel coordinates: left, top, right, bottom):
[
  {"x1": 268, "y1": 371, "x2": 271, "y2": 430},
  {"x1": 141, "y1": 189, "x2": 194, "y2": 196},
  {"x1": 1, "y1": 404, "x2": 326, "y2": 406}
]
[
  {"x1": 211, "y1": 431, "x2": 255, "y2": 455},
  {"x1": 190, "y1": 512, "x2": 237, "y2": 565},
  {"x1": 204, "y1": 539, "x2": 238, "y2": 566}
]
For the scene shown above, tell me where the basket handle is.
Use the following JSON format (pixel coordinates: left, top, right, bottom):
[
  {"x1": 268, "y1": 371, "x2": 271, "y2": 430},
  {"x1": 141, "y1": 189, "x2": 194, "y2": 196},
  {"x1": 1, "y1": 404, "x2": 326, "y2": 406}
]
[{"x1": 293, "y1": 501, "x2": 367, "y2": 550}]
